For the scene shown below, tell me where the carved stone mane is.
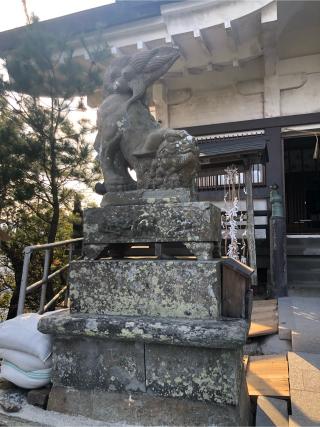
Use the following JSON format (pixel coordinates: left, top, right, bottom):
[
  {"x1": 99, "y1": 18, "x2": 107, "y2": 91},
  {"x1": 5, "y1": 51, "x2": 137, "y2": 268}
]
[{"x1": 94, "y1": 47, "x2": 199, "y2": 195}]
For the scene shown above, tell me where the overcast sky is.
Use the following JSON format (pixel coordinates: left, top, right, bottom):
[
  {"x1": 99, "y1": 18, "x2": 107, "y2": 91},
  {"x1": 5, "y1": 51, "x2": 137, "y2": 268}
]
[{"x1": 0, "y1": 0, "x2": 114, "y2": 32}]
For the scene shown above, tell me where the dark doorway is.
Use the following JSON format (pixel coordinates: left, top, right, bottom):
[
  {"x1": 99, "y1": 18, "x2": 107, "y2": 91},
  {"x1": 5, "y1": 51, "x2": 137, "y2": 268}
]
[{"x1": 284, "y1": 135, "x2": 320, "y2": 234}]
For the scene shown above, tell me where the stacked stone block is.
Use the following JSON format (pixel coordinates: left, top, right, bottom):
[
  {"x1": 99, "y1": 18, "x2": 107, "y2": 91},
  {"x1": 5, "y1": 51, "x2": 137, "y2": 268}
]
[{"x1": 39, "y1": 192, "x2": 251, "y2": 426}]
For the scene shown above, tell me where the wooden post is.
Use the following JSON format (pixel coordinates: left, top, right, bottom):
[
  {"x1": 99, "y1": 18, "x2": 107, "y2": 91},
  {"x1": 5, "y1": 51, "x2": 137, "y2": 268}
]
[
  {"x1": 269, "y1": 184, "x2": 287, "y2": 297},
  {"x1": 245, "y1": 168, "x2": 258, "y2": 286}
]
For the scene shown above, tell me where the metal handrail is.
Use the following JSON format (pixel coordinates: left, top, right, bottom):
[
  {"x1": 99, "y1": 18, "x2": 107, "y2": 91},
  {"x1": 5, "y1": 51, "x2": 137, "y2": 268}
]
[{"x1": 17, "y1": 238, "x2": 83, "y2": 316}]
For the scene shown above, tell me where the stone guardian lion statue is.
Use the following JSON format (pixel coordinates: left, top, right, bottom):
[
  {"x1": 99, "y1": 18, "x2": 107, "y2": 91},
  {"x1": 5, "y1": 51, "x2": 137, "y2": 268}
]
[{"x1": 94, "y1": 46, "x2": 199, "y2": 194}]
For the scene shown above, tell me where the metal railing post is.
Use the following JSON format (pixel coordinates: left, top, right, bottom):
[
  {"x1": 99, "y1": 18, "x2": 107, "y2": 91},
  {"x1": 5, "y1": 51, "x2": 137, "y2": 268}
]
[
  {"x1": 63, "y1": 243, "x2": 73, "y2": 307},
  {"x1": 17, "y1": 248, "x2": 32, "y2": 316},
  {"x1": 38, "y1": 249, "x2": 51, "y2": 314},
  {"x1": 15, "y1": 238, "x2": 83, "y2": 317}
]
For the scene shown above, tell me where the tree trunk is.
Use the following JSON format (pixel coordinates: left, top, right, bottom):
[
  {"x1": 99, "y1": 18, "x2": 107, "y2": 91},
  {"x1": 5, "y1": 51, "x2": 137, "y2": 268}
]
[
  {"x1": 7, "y1": 265, "x2": 23, "y2": 319},
  {"x1": 45, "y1": 135, "x2": 60, "y2": 309}
]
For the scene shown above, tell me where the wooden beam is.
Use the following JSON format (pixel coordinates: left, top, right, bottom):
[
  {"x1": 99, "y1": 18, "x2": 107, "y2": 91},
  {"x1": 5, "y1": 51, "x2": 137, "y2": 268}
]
[
  {"x1": 171, "y1": 36, "x2": 187, "y2": 61},
  {"x1": 224, "y1": 20, "x2": 239, "y2": 67},
  {"x1": 137, "y1": 41, "x2": 149, "y2": 50},
  {"x1": 181, "y1": 112, "x2": 320, "y2": 135},
  {"x1": 193, "y1": 28, "x2": 212, "y2": 56}
]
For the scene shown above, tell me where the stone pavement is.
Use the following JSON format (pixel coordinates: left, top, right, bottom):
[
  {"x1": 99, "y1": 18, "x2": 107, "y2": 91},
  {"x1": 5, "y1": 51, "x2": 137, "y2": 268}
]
[
  {"x1": 288, "y1": 352, "x2": 320, "y2": 426},
  {"x1": 278, "y1": 297, "x2": 320, "y2": 353},
  {"x1": 0, "y1": 412, "x2": 44, "y2": 426}
]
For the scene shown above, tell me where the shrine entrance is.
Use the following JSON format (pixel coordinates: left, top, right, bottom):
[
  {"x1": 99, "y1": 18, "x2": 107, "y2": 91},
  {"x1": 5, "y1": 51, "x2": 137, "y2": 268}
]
[{"x1": 284, "y1": 135, "x2": 320, "y2": 234}]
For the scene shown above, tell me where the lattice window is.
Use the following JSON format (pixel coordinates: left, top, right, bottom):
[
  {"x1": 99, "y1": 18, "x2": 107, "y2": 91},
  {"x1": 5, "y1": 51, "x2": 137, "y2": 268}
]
[{"x1": 197, "y1": 164, "x2": 265, "y2": 191}]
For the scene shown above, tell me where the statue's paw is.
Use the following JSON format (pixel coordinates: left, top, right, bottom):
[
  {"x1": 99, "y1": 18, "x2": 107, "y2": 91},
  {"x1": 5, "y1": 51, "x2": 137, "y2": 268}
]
[{"x1": 95, "y1": 182, "x2": 107, "y2": 195}]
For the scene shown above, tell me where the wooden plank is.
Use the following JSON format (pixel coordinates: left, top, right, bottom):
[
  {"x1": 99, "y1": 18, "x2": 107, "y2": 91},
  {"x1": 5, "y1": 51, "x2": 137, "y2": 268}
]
[
  {"x1": 246, "y1": 355, "x2": 289, "y2": 397},
  {"x1": 249, "y1": 299, "x2": 278, "y2": 337},
  {"x1": 252, "y1": 299, "x2": 277, "y2": 307},
  {"x1": 222, "y1": 266, "x2": 247, "y2": 318}
]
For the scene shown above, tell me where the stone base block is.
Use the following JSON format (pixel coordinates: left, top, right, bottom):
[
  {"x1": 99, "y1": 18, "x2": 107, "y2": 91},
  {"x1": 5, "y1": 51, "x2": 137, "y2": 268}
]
[
  {"x1": 48, "y1": 336, "x2": 242, "y2": 406},
  {"x1": 48, "y1": 385, "x2": 251, "y2": 426},
  {"x1": 145, "y1": 343, "x2": 242, "y2": 405},
  {"x1": 83, "y1": 201, "x2": 221, "y2": 246},
  {"x1": 38, "y1": 314, "x2": 249, "y2": 407},
  {"x1": 69, "y1": 259, "x2": 221, "y2": 318}
]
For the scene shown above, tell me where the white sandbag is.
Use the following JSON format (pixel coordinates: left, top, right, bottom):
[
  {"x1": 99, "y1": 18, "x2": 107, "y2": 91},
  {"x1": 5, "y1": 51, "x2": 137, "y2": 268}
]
[
  {"x1": 1, "y1": 360, "x2": 51, "y2": 389},
  {"x1": 0, "y1": 348, "x2": 52, "y2": 371},
  {"x1": 0, "y1": 313, "x2": 52, "y2": 361}
]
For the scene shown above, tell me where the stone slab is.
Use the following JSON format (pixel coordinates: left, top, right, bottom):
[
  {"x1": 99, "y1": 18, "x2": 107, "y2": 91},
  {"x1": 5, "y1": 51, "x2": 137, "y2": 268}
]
[
  {"x1": 256, "y1": 396, "x2": 288, "y2": 426},
  {"x1": 83, "y1": 201, "x2": 221, "y2": 245},
  {"x1": 48, "y1": 385, "x2": 251, "y2": 426},
  {"x1": 145, "y1": 343, "x2": 242, "y2": 405},
  {"x1": 288, "y1": 352, "x2": 320, "y2": 393},
  {"x1": 51, "y1": 338, "x2": 145, "y2": 393},
  {"x1": 38, "y1": 313, "x2": 248, "y2": 350},
  {"x1": 69, "y1": 259, "x2": 221, "y2": 319},
  {"x1": 289, "y1": 390, "x2": 320, "y2": 427},
  {"x1": 278, "y1": 297, "x2": 294, "y2": 341},
  {"x1": 288, "y1": 352, "x2": 320, "y2": 426},
  {"x1": 27, "y1": 388, "x2": 50, "y2": 409}
]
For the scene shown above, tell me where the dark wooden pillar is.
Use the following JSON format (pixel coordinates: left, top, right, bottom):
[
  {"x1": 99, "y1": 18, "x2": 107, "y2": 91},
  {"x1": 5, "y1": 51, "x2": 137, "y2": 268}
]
[
  {"x1": 269, "y1": 184, "x2": 288, "y2": 297},
  {"x1": 265, "y1": 127, "x2": 284, "y2": 200}
]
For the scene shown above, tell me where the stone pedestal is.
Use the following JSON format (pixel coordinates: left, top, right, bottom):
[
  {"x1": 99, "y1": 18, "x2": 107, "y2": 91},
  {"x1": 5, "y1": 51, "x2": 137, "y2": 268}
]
[{"x1": 38, "y1": 197, "x2": 251, "y2": 426}]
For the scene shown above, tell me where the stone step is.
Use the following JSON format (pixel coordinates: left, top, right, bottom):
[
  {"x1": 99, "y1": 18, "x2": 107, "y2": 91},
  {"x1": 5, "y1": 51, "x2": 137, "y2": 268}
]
[
  {"x1": 288, "y1": 352, "x2": 320, "y2": 426},
  {"x1": 287, "y1": 237, "x2": 320, "y2": 256},
  {"x1": 256, "y1": 396, "x2": 288, "y2": 427},
  {"x1": 287, "y1": 255, "x2": 320, "y2": 288},
  {"x1": 287, "y1": 256, "x2": 320, "y2": 268}
]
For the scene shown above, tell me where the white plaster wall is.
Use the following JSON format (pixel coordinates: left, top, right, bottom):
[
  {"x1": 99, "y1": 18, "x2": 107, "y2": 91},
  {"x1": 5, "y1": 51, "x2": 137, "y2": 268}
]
[
  {"x1": 281, "y1": 73, "x2": 320, "y2": 116},
  {"x1": 168, "y1": 86, "x2": 263, "y2": 128}
]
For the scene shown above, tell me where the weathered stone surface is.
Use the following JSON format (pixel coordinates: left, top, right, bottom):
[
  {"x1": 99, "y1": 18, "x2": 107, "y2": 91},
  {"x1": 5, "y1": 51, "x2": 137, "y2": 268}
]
[
  {"x1": 83, "y1": 201, "x2": 221, "y2": 246},
  {"x1": 101, "y1": 188, "x2": 197, "y2": 206},
  {"x1": 0, "y1": 391, "x2": 24, "y2": 412},
  {"x1": 145, "y1": 343, "x2": 242, "y2": 405},
  {"x1": 184, "y1": 242, "x2": 216, "y2": 260},
  {"x1": 69, "y1": 259, "x2": 221, "y2": 319},
  {"x1": 38, "y1": 313, "x2": 248, "y2": 349},
  {"x1": 0, "y1": 413, "x2": 43, "y2": 426},
  {"x1": 48, "y1": 385, "x2": 250, "y2": 426},
  {"x1": 27, "y1": 388, "x2": 50, "y2": 409},
  {"x1": 51, "y1": 338, "x2": 145, "y2": 393},
  {"x1": 95, "y1": 46, "x2": 200, "y2": 193}
]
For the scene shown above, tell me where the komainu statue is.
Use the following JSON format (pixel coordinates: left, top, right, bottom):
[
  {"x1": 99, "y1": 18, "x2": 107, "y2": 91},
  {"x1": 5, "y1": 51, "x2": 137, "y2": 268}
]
[{"x1": 94, "y1": 46, "x2": 199, "y2": 193}]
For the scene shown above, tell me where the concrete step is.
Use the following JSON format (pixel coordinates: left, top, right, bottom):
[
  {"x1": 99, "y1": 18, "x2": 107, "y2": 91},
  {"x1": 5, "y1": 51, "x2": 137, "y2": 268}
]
[
  {"x1": 278, "y1": 297, "x2": 294, "y2": 341},
  {"x1": 287, "y1": 255, "x2": 320, "y2": 286},
  {"x1": 287, "y1": 237, "x2": 320, "y2": 255},
  {"x1": 287, "y1": 256, "x2": 320, "y2": 268},
  {"x1": 286, "y1": 238, "x2": 320, "y2": 290},
  {"x1": 256, "y1": 396, "x2": 288, "y2": 426}
]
